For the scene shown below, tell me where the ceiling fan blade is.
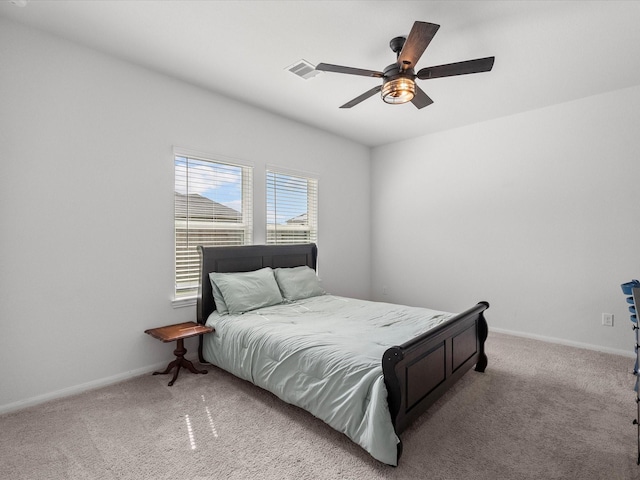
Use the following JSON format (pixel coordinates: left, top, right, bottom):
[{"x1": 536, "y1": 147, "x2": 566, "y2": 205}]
[
  {"x1": 411, "y1": 86, "x2": 434, "y2": 109},
  {"x1": 340, "y1": 85, "x2": 382, "y2": 109},
  {"x1": 397, "y1": 21, "x2": 440, "y2": 71},
  {"x1": 316, "y1": 63, "x2": 384, "y2": 78},
  {"x1": 417, "y1": 56, "x2": 495, "y2": 80}
]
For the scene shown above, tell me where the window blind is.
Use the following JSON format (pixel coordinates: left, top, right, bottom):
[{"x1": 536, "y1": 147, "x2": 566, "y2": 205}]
[
  {"x1": 175, "y1": 154, "x2": 253, "y2": 298},
  {"x1": 266, "y1": 169, "x2": 318, "y2": 245}
]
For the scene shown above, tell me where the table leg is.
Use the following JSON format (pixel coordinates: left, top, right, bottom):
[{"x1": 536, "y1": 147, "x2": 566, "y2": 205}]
[{"x1": 152, "y1": 338, "x2": 208, "y2": 386}]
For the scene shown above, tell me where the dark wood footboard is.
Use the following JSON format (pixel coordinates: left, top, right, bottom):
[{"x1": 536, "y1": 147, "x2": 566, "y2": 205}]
[{"x1": 382, "y1": 301, "x2": 489, "y2": 456}]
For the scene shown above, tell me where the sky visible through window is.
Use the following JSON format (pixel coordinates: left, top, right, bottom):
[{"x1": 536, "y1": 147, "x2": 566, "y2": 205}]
[
  {"x1": 175, "y1": 156, "x2": 245, "y2": 213},
  {"x1": 175, "y1": 156, "x2": 309, "y2": 224},
  {"x1": 267, "y1": 171, "x2": 310, "y2": 225}
]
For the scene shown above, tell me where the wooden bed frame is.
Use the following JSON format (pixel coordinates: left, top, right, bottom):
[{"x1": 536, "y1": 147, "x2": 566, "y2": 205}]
[{"x1": 196, "y1": 243, "x2": 489, "y2": 461}]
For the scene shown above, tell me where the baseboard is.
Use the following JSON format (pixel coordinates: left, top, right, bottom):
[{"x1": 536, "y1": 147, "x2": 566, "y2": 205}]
[
  {"x1": 0, "y1": 358, "x2": 190, "y2": 416},
  {"x1": 490, "y1": 327, "x2": 635, "y2": 358}
]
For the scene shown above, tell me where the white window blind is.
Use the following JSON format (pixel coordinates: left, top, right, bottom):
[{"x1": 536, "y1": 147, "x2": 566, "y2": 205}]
[
  {"x1": 175, "y1": 153, "x2": 253, "y2": 298},
  {"x1": 266, "y1": 169, "x2": 318, "y2": 245}
]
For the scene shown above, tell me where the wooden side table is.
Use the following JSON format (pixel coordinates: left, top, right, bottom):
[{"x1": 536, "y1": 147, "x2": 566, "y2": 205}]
[{"x1": 145, "y1": 321, "x2": 214, "y2": 386}]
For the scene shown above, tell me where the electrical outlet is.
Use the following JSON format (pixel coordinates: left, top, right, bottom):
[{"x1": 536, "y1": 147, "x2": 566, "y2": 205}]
[
  {"x1": 382, "y1": 285, "x2": 388, "y2": 295},
  {"x1": 602, "y1": 313, "x2": 614, "y2": 327}
]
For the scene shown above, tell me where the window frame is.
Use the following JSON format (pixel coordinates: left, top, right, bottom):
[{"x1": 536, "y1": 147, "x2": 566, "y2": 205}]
[{"x1": 173, "y1": 148, "x2": 253, "y2": 306}]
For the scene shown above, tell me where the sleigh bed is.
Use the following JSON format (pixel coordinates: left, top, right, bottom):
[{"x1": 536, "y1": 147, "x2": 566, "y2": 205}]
[{"x1": 196, "y1": 243, "x2": 489, "y2": 465}]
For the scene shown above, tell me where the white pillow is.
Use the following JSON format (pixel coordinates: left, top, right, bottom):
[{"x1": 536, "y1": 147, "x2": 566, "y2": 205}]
[
  {"x1": 209, "y1": 267, "x2": 283, "y2": 314},
  {"x1": 274, "y1": 266, "x2": 325, "y2": 301}
]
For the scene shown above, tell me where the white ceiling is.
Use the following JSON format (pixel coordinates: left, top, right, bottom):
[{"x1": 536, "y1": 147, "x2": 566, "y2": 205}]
[{"x1": 2, "y1": 0, "x2": 640, "y2": 147}]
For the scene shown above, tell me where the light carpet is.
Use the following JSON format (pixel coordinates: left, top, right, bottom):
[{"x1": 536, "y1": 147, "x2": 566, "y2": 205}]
[{"x1": 0, "y1": 332, "x2": 637, "y2": 479}]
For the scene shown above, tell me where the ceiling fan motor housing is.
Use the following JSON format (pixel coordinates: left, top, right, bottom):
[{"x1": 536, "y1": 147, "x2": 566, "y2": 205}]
[{"x1": 383, "y1": 64, "x2": 415, "y2": 79}]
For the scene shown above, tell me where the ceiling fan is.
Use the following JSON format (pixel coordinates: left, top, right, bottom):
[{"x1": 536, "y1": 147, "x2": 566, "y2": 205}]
[{"x1": 316, "y1": 21, "x2": 495, "y2": 109}]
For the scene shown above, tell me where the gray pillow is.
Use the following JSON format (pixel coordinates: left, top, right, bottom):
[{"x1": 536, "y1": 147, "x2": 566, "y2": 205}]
[
  {"x1": 210, "y1": 267, "x2": 283, "y2": 314},
  {"x1": 274, "y1": 266, "x2": 325, "y2": 301},
  {"x1": 208, "y1": 273, "x2": 229, "y2": 315}
]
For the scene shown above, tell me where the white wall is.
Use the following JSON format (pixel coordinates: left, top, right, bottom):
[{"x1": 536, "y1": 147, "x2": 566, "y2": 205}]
[
  {"x1": 0, "y1": 19, "x2": 371, "y2": 412},
  {"x1": 371, "y1": 85, "x2": 640, "y2": 355}
]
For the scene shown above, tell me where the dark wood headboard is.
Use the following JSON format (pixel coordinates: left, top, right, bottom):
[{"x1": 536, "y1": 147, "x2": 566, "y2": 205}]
[{"x1": 196, "y1": 243, "x2": 318, "y2": 325}]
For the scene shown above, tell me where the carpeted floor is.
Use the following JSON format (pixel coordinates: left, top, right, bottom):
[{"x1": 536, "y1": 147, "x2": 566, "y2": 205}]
[{"x1": 0, "y1": 332, "x2": 638, "y2": 479}]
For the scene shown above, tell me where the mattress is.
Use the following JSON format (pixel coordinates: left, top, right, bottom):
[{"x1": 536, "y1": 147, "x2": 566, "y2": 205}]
[{"x1": 202, "y1": 294, "x2": 454, "y2": 465}]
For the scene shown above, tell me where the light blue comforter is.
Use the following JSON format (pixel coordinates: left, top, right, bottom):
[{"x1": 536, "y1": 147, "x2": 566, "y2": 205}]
[{"x1": 203, "y1": 295, "x2": 453, "y2": 465}]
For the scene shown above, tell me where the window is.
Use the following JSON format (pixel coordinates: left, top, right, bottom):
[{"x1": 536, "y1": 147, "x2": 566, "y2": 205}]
[
  {"x1": 266, "y1": 169, "x2": 318, "y2": 245},
  {"x1": 175, "y1": 151, "x2": 252, "y2": 299}
]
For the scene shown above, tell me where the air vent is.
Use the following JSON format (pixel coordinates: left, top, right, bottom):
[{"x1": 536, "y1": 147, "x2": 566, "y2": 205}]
[{"x1": 286, "y1": 60, "x2": 321, "y2": 80}]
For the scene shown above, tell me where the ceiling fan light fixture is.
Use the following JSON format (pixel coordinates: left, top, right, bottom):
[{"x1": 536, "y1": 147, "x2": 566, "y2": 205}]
[{"x1": 381, "y1": 75, "x2": 415, "y2": 105}]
